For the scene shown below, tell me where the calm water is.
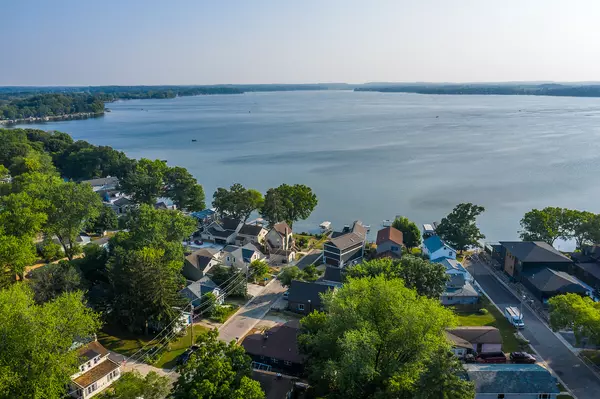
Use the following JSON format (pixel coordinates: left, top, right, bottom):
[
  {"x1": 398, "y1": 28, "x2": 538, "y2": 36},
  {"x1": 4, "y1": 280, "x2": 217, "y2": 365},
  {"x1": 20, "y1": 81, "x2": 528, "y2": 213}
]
[{"x1": 17, "y1": 91, "x2": 600, "y2": 248}]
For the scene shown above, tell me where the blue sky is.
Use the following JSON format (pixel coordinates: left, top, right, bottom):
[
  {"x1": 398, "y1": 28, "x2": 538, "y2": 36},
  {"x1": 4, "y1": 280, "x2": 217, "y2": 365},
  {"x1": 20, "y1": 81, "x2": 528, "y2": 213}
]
[{"x1": 2, "y1": 0, "x2": 600, "y2": 85}]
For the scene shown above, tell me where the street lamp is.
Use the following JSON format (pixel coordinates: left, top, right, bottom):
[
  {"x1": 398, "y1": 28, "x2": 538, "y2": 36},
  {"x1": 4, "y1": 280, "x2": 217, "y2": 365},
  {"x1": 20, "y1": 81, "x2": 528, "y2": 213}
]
[{"x1": 520, "y1": 295, "x2": 526, "y2": 317}]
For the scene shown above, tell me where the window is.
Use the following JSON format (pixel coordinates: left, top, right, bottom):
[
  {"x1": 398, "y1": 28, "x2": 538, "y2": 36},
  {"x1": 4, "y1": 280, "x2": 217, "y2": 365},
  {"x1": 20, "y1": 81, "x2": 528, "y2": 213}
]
[
  {"x1": 226, "y1": 256, "x2": 230, "y2": 261},
  {"x1": 94, "y1": 357, "x2": 99, "y2": 364},
  {"x1": 391, "y1": 246, "x2": 399, "y2": 251},
  {"x1": 497, "y1": 395, "x2": 505, "y2": 399},
  {"x1": 284, "y1": 360, "x2": 292, "y2": 366},
  {"x1": 271, "y1": 358, "x2": 279, "y2": 364},
  {"x1": 539, "y1": 395, "x2": 550, "y2": 399},
  {"x1": 447, "y1": 296, "x2": 453, "y2": 300},
  {"x1": 298, "y1": 304, "x2": 305, "y2": 311}
]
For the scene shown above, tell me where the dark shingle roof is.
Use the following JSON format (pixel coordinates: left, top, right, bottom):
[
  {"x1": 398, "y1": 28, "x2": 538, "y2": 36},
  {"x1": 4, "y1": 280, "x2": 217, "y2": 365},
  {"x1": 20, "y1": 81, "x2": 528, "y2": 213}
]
[
  {"x1": 323, "y1": 266, "x2": 343, "y2": 283},
  {"x1": 328, "y1": 232, "x2": 364, "y2": 250},
  {"x1": 221, "y1": 217, "x2": 241, "y2": 231},
  {"x1": 239, "y1": 224, "x2": 264, "y2": 236},
  {"x1": 288, "y1": 280, "x2": 333, "y2": 309},
  {"x1": 76, "y1": 341, "x2": 109, "y2": 363},
  {"x1": 376, "y1": 226, "x2": 404, "y2": 246},
  {"x1": 185, "y1": 248, "x2": 218, "y2": 270},
  {"x1": 574, "y1": 262, "x2": 600, "y2": 282},
  {"x1": 242, "y1": 320, "x2": 304, "y2": 364},
  {"x1": 464, "y1": 364, "x2": 559, "y2": 394},
  {"x1": 523, "y1": 268, "x2": 588, "y2": 294},
  {"x1": 500, "y1": 241, "x2": 571, "y2": 263},
  {"x1": 445, "y1": 327, "x2": 502, "y2": 345},
  {"x1": 180, "y1": 276, "x2": 218, "y2": 299},
  {"x1": 112, "y1": 197, "x2": 132, "y2": 207}
]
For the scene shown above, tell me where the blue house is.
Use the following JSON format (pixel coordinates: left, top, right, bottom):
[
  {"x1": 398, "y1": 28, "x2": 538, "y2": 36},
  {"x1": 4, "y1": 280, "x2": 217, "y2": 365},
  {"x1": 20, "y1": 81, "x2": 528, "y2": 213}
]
[{"x1": 423, "y1": 236, "x2": 456, "y2": 262}]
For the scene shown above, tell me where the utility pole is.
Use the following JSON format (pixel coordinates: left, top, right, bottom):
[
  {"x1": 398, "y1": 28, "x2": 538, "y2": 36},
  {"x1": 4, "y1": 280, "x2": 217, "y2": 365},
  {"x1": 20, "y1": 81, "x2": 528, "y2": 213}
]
[{"x1": 190, "y1": 302, "x2": 194, "y2": 348}]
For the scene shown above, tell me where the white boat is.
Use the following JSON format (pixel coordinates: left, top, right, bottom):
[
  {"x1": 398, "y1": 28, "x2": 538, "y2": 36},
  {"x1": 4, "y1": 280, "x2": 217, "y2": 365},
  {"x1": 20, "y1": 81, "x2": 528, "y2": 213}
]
[
  {"x1": 382, "y1": 219, "x2": 392, "y2": 227},
  {"x1": 319, "y1": 221, "x2": 332, "y2": 230},
  {"x1": 363, "y1": 224, "x2": 371, "y2": 232}
]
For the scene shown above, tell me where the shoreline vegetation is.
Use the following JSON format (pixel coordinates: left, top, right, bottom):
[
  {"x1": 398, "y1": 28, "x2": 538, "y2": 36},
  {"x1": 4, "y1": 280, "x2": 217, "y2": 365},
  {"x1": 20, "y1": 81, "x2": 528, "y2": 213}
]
[{"x1": 4, "y1": 82, "x2": 600, "y2": 124}]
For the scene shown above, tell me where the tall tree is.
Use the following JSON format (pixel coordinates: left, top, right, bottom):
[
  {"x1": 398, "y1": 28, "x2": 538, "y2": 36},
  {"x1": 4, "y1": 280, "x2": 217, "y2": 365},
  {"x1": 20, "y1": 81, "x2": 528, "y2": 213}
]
[
  {"x1": 436, "y1": 203, "x2": 485, "y2": 252},
  {"x1": 278, "y1": 266, "x2": 302, "y2": 286},
  {"x1": 98, "y1": 371, "x2": 171, "y2": 399},
  {"x1": 562, "y1": 209, "x2": 600, "y2": 249},
  {"x1": 549, "y1": 293, "x2": 600, "y2": 345},
  {"x1": 87, "y1": 206, "x2": 118, "y2": 235},
  {"x1": 249, "y1": 259, "x2": 269, "y2": 283},
  {"x1": 45, "y1": 181, "x2": 102, "y2": 260},
  {"x1": 519, "y1": 207, "x2": 566, "y2": 245},
  {"x1": 164, "y1": 166, "x2": 206, "y2": 212},
  {"x1": 346, "y1": 256, "x2": 448, "y2": 299},
  {"x1": 392, "y1": 216, "x2": 422, "y2": 249},
  {"x1": 119, "y1": 158, "x2": 168, "y2": 205},
  {"x1": 413, "y1": 348, "x2": 475, "y2": 399},
  {"x1": 0, "y1": 284, "x2": 101, "y2": 399},
  {"x1": 30, "y1": 260, "x2": 82, "y2": 304},
  {"x1": 298, "y1": 276, "x2": 465, "y2": 399},
  {"x1": 212, "y1": 183, "x2": 263, "y2": 222},
  {"x1": 260, "y1": 184, "x2": 317, "y2": 227},
  {"x1": 172, "y1": 329, "x2": 265, "y2": 399}
]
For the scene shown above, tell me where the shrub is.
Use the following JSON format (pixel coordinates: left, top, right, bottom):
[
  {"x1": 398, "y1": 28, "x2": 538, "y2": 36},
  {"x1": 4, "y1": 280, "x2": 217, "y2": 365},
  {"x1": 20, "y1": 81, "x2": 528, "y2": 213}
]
[
  {"x1": 39, "y1": 241, "x2": 63, "y2": 262},
  {"x1": 478, "y1": 308, "x2": 489, "y2": 315}
]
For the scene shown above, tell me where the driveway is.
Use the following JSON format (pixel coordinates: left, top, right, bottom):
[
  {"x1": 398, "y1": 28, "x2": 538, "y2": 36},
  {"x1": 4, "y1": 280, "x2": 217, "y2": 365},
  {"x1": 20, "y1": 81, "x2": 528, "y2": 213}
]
[
  {"x1": 218, "y1": 279, "x2": 286, "y2": 343},
  {"x1": 295, "y1": 250, "x2": 323, "y2": 270},
  {"x1": 465, "y1": 260, "x2": 600, "y2": 399},
  {"x1": 108, "y1": 351, "x2": 178, "y2": 380}
]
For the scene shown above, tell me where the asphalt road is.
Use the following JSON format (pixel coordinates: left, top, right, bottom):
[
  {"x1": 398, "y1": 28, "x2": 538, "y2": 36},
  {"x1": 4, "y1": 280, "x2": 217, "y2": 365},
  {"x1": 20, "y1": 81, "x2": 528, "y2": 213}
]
[
  {"x1": 466, "y1": 260, "x2": 600, "y2": 399},
  {"x1": 218, "y1": 279, "x2": 286, "y2": 343}
]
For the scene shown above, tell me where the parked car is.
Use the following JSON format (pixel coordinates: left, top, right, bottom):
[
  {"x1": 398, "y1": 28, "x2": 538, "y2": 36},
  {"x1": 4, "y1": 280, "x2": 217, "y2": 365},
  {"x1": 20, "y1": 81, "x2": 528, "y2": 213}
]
[
  {"x1": 477, "y1": 351, "x2": 507, "y2": 363},
  {"x1": 510, "y1": 351, "x2": 536, "y2": 364},
  {"x1": 283, "y1": 291, "x2": 289, "y2": 299},
  {"x1": 177, "y1": 345, "x2": 200, "y2": 365},
  {"x1": 194, "y1": 240, "x2": 203, "y2": 245}
]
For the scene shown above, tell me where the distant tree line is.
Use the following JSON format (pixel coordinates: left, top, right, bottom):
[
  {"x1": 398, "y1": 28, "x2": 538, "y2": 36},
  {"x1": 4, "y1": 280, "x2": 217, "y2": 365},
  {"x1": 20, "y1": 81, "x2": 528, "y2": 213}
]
[{"x1": 0, "y1": 93, "x2": 105, "y2": 120}]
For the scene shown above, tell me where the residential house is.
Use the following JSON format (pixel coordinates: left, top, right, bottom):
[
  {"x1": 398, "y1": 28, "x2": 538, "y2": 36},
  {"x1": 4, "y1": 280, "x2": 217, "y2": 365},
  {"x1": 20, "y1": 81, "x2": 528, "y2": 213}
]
[
  {"x1": 222, "y1": 245, "x2": 247, "y2": 270},
  {"x1": 422, "y1": 223, "x2": 436, "y2": 239},
  {"x1": 423, "y1": 236, "x2": 456, "y2": 262},
  {"x1": 463, "y1": 364, "x2": 559, "y2": 399},
  {"x1": 287, "y1": 280, "x2": 334, "y2": 315},
  {"x1": 155, "y1": 197, "x2": 177, "y2": 210},
  {"x1": 180, "y1": 276, "x2": 223, "y2": 307},
  {"x1": 440, "y1": 274, "x2": 480, "y2": 305},
  {"x1": 445, "y1": 326, "x2": 502, "y2": 354},
  {"x1": 200, "y1": 217, "x2": 243, "y2": 245},
  {"x1": 70, "y1": 340, "x2": 121, "y2": 399},
  {"x1": 438, "y1": 258, "x2": 473, "y2": 282},
  {"x1": 251, "y1": 370, "x2": 309, "y2": 399},
  {"x1": 318, "y1": 266, "x2": 344, "y2": 288},
  {"x1": 190, "y1": 208, "x2": 217, "y2": 226},
  {"x1": 108, "y1": 196, "x2": 133, "y2": 215},
  {"x1": 522, "y1": 267, "x2": 593, "y2": 304},
  {"x1": 323, "y1": 221, "x2": 367, "y2": 268},
  {"x1": 499, "y1": 241, "x2": 572, "y2": 280},
  {"x1": 182, "y1": 248, "x2": 221, "y2": 281},
  {"x1": 242, "y1": 242, "x2": 266, "y2": 263},
  {"x1": 81, "y1": 176, "x2": 119, "y2": 192},
  {"x1": 570, "y1": 244, "x2": 600, "y2": 291},
  {"x1": 242, "y1": 320, "x2": 305, "y2": 375},
  {"x1": 375, "y1": 226, "x2": 404, "y2": 258},
  {"x1": 236, "y1": 224, "x2": 267, "y2": 246},
  {"x1": 265, "y1": 222, "x2": 296, "y2": 264}
]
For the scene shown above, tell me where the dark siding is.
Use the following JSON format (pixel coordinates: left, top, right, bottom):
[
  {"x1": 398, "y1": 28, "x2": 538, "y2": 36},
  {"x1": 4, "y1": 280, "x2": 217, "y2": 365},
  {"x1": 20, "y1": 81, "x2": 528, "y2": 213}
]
[{"x1": 246, "y1": 353, "x2": 304, "y2": 376}]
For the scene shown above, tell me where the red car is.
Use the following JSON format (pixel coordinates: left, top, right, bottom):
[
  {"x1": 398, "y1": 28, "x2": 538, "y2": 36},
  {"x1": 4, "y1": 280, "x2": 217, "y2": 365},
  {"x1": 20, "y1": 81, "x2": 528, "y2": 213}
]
[
  {"x1": 510, "y1": 352, "x2": 536, "y2": 364},
  {"x1": 477, "y1": 352, "x2": 507, "y2": 363}
]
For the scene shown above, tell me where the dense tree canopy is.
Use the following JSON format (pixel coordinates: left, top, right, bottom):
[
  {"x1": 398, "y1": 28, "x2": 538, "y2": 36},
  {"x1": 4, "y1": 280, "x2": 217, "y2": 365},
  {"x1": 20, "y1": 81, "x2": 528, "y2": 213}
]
[
  {"x1": 392, "y1": 216, "x2": 422, "y2": 248},
  {"x1": 278, "y1": 266, "x2": 302, "y2": 286},
  {"x1": 436, "y1": 203, "x2": 485, "y2": 252},
  {"x1": 172, "y1": 329, "x2": 265, "y2": 399},
  {"x1": 260, "y1": 184, "x2": 318, "y2": 227},
  {"x1": 30, "y1": 260, "x2": 83, "y2": 304},
  {"x1": 298, "y1": 276, "x2": 469, "y2": 399},
  {"x1": 212, "y1": 183, "x2": 263, "y2": 222},
  {"x1": 520, "y1": 207, "x2": 600, "y2": 248},
  {"x1": 164, "y1": 166, "x2": 206, "y2": 211},
  {"x1": 0, "y1": 284, "x2": 101, "y2": 399},
  {"x1": 346, "y1": 256, "x2": 448, "y2": 299},
  {"x1": 549, "y1": 293, "x2": 600, "y2": 345}
]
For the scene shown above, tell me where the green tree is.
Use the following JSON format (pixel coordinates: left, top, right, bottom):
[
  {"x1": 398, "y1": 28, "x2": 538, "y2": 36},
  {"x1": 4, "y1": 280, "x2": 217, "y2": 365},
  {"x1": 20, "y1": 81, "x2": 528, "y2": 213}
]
[
  {"x1": 172, "y1": 329, "x2": 264, "y2": 399},
  {"x1": 549, "y1": 293, "x2": 600, "y2": 345},
  {"x1": 436, "y1": 203, "x2": 485, "y2": 252},
  {"x1": 302, "y1": 264, "x2": 319, "y2": 282},
  {"x1": 212, "y1": 183, "x2": 264, "y2": 222},
  {"x1": 87, "y1": 206, "x2": 118, "y2": 235},
  {"x1": 347, "y1": 256, "x2": 448, "y2": 299},
  {"x1": 98, "y1": 371, "x2": 171, "y2": 399},
  {"x1": 45, "y1": 181, "x2": 102, "y2": 260},
  {"x1": 30, "y1": 260, "x2": 82, "y2": 303},
  {"x1": 0, "y1": 284, "x2": 101, "y2": 399},
  {"x1": 210, "y1": 266, "x2": 246, "y2": 297},
  {"x1": 38, "y1": 238, "x2": 63, "y2": 262},
  {"x1": 279, "y1": 265, "x2": 302, "y2": 286},
  {"x1": 249, "y1": 259, "x2": 269, "y2": 283},
  {"x1": 119, "y1": 158, "x2": 168, "y2": 205},
  {"x1": 519, "y1": 207, "x2": 566, "y2": 245},
  {"x1": 0, "y1": 233, "x2": 37, "y2": 283},
  {"x1": 298, "y1": 276, "x2": 463, "y2": 399},
  {"x1": 392, "y1": 216, "x2": 422, "y2": 249},
  {"x1": 260, "y1": 184, "x2": 317, "y2": 227},
  {"x1": 412, "y1": 348, "x2": 475, "y2": 399},
  {"x1": 164, "y1": 166, "x2": 206, "y2": 212}
]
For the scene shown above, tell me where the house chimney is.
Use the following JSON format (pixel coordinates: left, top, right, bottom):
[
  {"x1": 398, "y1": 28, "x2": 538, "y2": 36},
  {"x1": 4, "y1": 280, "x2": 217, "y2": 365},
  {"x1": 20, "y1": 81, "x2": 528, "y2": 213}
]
[{"x1": 285, "y1": 227, "x2": 289, "y2": 250}]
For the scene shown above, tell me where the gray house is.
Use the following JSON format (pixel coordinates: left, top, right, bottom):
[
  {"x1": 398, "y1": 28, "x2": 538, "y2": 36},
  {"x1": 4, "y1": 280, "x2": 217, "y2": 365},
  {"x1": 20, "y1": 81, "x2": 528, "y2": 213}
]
[
  {"x1": 323, "y1": 221, "x2": 367, "y2": 268},
  {"x1": 180, "y1": 276, "x2": 223, "y2": 307},
  {"x1": 287, "y1": 280, "x2": 334, "y2": 315},
  {"x1": 182, "y1": 248, "x2": 221, "y2": 281},
  {"x1": 440, "y1": 273, "x2": 480, "y2": 305}
]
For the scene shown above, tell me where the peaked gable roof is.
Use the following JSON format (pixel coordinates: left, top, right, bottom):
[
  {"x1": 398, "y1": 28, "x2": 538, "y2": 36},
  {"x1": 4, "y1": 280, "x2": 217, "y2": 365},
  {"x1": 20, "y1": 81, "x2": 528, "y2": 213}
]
[
  {"x1": 322, "y1": 266, "x2": 343, "y2": 283},
  {"x1": 241, "y1": 320, "x2": 304, "y2": 364},
  {"x1": 180, "y1": 276, "x2": 219, "y2": 299},
  {"x1": 272, "y1": 222, "x2": 293, "y2": 236},
  {"x1": 499, "y1": 241, "x2": 571, "y2": 263},
  {"x1": 376, "y1": 226, "x2": 404, "y2": 246},
  {"x1": 185, "y1": 248, "x2": 219, "y2": 270},
  {"x1": 523, "y1": 267, "x2": 588, "y2": 294},
  {"x1": 221, "y1": 217, "x2": 242, "y2": 231},
  {"x1": 239, "y1": 224, "x2": 265, "y2": 236},
  {"x1": 424, "y1": 236, "x2": 454, "y2": 253},
  {"x1": 288, "y1": 280, "x2": 333, "y2": 309},
  {"x1": 446, "y1": 327, "x2": 502, "y2": 344},
  {"x1": 464, "y1": 364, "x2": 559, "y2": 394}
]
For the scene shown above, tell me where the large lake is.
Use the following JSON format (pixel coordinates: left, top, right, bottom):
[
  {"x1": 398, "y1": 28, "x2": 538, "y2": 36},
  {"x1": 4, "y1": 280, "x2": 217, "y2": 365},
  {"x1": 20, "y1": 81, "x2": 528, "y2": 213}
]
[{"x1": 16, "y1": 91, "x2": 600, "y2": 248}]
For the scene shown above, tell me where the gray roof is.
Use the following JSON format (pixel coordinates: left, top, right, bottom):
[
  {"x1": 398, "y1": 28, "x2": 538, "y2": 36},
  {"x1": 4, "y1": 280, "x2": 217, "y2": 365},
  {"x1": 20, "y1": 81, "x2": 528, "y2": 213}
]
[
  {"x1": 446, "y1": 327, "x2": 502, "y2": 345},
  {"x1": 242, "y1": 320, "x2": 304, "y2": 364},
  {"x1": 208, "y1": 227, "x2": 235, "y2": 238},
  {"x1": 464, "y1": 364, "x2": 559, "y2": 394},
  {"x1": 443, "y1": 281, "x2": 479, "y2": 297},
  {"x1": 112, "y1": 197, "x2": 132, "y2": 207},
  {"x1": 574, "y1": 262, "x2": 600, "y2": 282},
  {"x1": 288, "y1": 280, "x2": 333, "y2": 309},
  {"x1": 185, "y1": 248, "x2": 219, "y2": 270},
  {"x1": 238, "y1": 224, "x2": 264, "y2": 236},
  {"x1": 220, "y1": 217, "x2": 242, "y2": 231},
  {"x1": 223, "y1": 245, "x2": 241, "y2": 253},
  {"x1": 180, "y1": 276, "x2": 218, "y2": 299},
  {"x1": 323, "y1": 266, "x2": 343, "y2": 283},
  {"x1": 81, "y1": 176, "x2": 119, "y2": 187},
  {"x1": 328, "y1": 232, "x2": 364, "y2": 250},
  {"x1": 523, "y1": 268, "x2": 589, "y2": 294},
  {"x1": 500, "y1": 241, "x2": 571, "y2": 263}
]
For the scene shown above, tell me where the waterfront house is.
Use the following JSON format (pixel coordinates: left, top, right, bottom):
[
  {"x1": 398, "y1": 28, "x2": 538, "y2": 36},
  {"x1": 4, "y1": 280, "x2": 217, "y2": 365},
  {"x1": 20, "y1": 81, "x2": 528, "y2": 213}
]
[
  {"x1": 522, "y1": 267, "x2": 592, "y2": 304},
  {"x1": 190, "y1": 208, "x2": 217, "y2": 226},
  {"x1": 70, "y1": 340, "x2": 121, "y2": 399},
  {"x1": 242, "y1": 320, "x2": 305, "y2": 375},
  {"x1": 180, "y1": 276, "x2": 223, "y2": 307},
  {"x1": 375, "y1": 226, "x2": 404, "y2": 258},
  {"x1": 318, "y1": 266, "x2": 344, "y2": 287},
  {"x1": 423, "y1": 236, "x2": 456, "y2": 262},
  {"x1": 265, "y1": 222, "x2": 295, "y2": 264},
  {"x1": 463, "y1": 364, "x2": 559, "y2": 399},
  {"x1": 422, "y1": 223, "x2": 436, "y2": 239},
  {"x1": 445, "y1": 326, "x2": 502, "y2": 354},
  {"x1": 287, "y1": 280, "x2": 334, "y2": 315},
  {"x1": 200, "y1": 217, "x2": 243, "y2": 245},
  {"x1": 182, "y1": 247, "x2": 221, "y2": 280},
  {"x1": 570, "y1": 244, "x2": 600, "y2": 291},
  {"x1": 154, "y1": 198, "x2": 177, "y2": 210},
  {"x1": 236, "y1": 224, "x2": 267, "y2": 246},
  {"x1": 323, "y1": 221, "x2": 367, "y2": 268},
  {"x1": 499, "y1": 241, "x2": 572, "y2": 280},
  {"x1": 81, "y1": 176, "x2": 119, "y2": 192}
]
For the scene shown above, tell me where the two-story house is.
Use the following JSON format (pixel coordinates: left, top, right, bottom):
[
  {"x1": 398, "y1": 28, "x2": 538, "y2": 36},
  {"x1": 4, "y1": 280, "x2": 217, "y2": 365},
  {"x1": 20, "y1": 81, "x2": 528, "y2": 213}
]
[
  {"x1": 423, "y1": 236, "x2": 456, "y2": 262},
  {"x1": 236, "y1": 224, "x2": 267, "y2": 246},
  {"x1": 70, "y1": 340, "x2": 121, "y2": 399},
  {"x1": 265, "y1": 222, "x2": 296, "y2": 264},
  {"x1": 375, "y1": 226, "x2": 404, "y2": 258},
  {"x1": 499, "y1": 241, "x2": 573, "y2": 280},
  {"x1": 200, "y1": 218, "x2": 243, "y2": 245},
  {"x1": 323, "y1": 221, "x2": 367, "y2": 268},
  {"x1": 182, "y1": 247, "x2": 221, "y2": 281}
]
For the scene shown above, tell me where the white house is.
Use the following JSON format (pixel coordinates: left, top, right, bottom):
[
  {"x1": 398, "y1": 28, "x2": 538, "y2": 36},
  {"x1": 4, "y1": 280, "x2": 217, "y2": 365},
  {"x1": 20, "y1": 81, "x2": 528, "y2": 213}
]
[
  {"x1": 70, "y1": 340, "x2": 121, "y2": 399},
  {"x1": 265, "y1": 222, "x2": 296, "y2": 264},
  {"x1": 423, "y1": 236, "x2": 456, "y2": 262},
  {"x1": 81, "y1": 176, "x2": 119, "y2": 192},
  {"x1": 438, "y1": 258, "x2": 472, "y2": 282},
  {"x1": 464, "y1": 364, "x2": 559, "y2": 399}
]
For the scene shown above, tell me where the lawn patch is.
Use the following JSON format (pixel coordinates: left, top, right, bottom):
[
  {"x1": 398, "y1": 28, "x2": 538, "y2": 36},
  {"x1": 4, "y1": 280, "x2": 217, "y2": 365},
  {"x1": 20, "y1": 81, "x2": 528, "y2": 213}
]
[
  {"x1": 153, "y1": 324, "x2": 209, "y2": 369},
  {"x1": 97, "y1": 324, "x2": 154, "y2": 357}
]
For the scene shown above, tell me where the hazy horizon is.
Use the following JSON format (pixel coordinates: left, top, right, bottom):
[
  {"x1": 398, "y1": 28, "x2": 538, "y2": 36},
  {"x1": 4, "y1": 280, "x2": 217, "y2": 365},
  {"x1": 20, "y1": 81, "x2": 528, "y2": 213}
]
[{"x1": 3, "y1": 0, "x2": 600, "y2": 85}]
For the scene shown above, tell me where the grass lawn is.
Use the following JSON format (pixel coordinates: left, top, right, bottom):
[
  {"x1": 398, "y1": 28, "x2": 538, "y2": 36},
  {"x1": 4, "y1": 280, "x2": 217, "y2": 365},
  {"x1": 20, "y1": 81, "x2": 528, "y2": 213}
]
[
  {"x1": 581, "y1": 349, "x2": 600, "y2": 366},
  {"x1": 294, "y1": 233, "x2": 329, "y2": 251},
  {"x1": 153, "y1": 325, "x2": 209, "y2": 369},
  {"x1": 453, "y1": 298, "x2": 523, "y2": 353},
  {"x1": 97, "y1": 324, "x2": 154, "y2": 358}
]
